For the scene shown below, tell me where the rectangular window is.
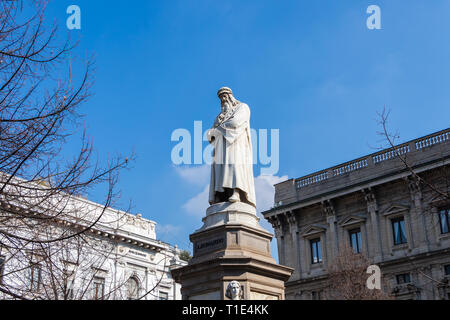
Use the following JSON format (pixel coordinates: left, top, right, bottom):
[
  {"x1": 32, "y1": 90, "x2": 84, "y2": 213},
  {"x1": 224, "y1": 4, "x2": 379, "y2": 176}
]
[
  {"x1": 439, "y1": 209, "x2": 449, "y2": 234},
  {"x1": 310, "y1": 238, "x2": 322, "y2": 264},
  {"x1": 93, "y1": 277, "x2": 105, "y2": 300},
  {"x1": 159, "y1": 291, "x2": 169, "y2": 300},
  {"x1": 0, "y1": 256, "x2": 5, "y2": 285},
  {"x1": 349, "y1": 229, "x2": 362, "y2": 253},
  {"x1": 64, "y1": 275, "x2": 74, "y2": 300},
  {"x1": 396, "y1": 273, "x2": 411, "y2": 285},
  {"x1": 311, "y1": 291, "x2": 321, "y2": 300},
  {"x1": 392, "y1": 217, "x2": 407, "y2": 245},
  {"x1": 29, "y1": 265, "x2": 41, "y2": 291},
  {"x1": 67, "y1": 281, "x2": 74, "y2": 300},
  {"x1": 445, "y1": 265, "x2": 450, "y2": 276}
]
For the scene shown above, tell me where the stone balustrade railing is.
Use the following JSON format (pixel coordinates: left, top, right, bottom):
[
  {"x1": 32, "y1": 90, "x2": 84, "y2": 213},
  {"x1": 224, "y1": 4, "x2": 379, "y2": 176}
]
[
  {"x1": 415, "y1": 130, "x2": 449, "y2": 150},
  {"x1": 333, "y1": 158, "x2": 368, "y2": 176},
  {"x1": 295, "y1": 128, "x2": 449, "y2": 190}
]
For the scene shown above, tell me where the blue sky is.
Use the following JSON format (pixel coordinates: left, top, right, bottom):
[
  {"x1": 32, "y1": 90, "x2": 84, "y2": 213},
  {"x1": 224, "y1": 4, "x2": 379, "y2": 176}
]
[{"x1": 45, "y1": 1, "x2": 450, "y2": 257}]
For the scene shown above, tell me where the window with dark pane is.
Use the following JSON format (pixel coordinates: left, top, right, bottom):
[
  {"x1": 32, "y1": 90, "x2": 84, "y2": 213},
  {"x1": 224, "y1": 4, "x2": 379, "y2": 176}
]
[
  {"x1": 392, "y1": 217, "x2": 407, "y2": 245},
  {"x1": 349, "y1": 228, "x2": 362, "y2": 253},
  {"x1": 29, "y1": 265, "x2": 41, "y2": 291},
  {"x1": 0, "y1": 256, "x2": 5, "y2": 285},
  {"x1": 311, "y1": 291, "x2": 321, "y2": 300},
  {"x1": 310, "y1": 238, "x2": 322, "y2": 264},
  {"x1": 445, "y1": 265, "x2": 450, "y2": 276},
  {"x1": 93, "y1": 277, "x2": 105, "y2": 300},
  {"x1": 159, "y1": 291, "x2": 169, "y2": 300},
  {"x1": 439, "y1": 209, "x2": 449, "y2": 234},
  {"x1": 396, "y1": 273, "x2": 411, "y2": 285}
]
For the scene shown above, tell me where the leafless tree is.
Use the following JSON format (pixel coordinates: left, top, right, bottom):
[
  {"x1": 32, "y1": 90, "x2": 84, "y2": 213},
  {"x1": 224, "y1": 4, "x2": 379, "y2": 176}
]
[
  {"x1": 376, "y1": 107, "x2": 449, "y2": 202},
  {"x1": 0, "y1": 0, "x2": 146, "y2": 299},
  {"x1": 325, "y1": 245, "x2": 391, "y2": 300},
  {"x1": 376, "y1": 107, "x2": 449, "y2": 299}
]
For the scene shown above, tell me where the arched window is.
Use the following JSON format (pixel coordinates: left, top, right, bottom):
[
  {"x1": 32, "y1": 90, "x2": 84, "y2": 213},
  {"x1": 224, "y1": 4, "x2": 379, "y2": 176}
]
[{"x1": 127, "y1": 276, "x2": 139, "y2": 300}]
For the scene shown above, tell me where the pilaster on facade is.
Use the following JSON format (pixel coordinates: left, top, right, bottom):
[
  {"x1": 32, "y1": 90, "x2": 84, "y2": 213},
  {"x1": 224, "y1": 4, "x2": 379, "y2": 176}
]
[
  {"x1": 362, "y1": 188, "x2": 383, "y2": 262},
  {"x1": 321, "y1": 199, "x2": 337, "y2": 260},
  {"x1": 286, "y1": 211, "x2": 301, "y2": 278},
  {"x1": 267, "y1": 214, "x2": 285, "y2": 265},
  {"x1": 363, "y1": 188, "x2": 378, "y2": 213},
  {"x1": 407, "y1": 176, "x2": 422, "y2": 200},
  {"x1": 267, "y1": 214, "x2": 283, "y2": 238},
  {"x1": 406, "y1": 176, "x2": 429, "y2": 251},
  {"x1": 321, "y1": 199, "x2": 335, "y2": 218},
  {"x1": 286, "y1": 211, "x2": 299, "y2": 233}
]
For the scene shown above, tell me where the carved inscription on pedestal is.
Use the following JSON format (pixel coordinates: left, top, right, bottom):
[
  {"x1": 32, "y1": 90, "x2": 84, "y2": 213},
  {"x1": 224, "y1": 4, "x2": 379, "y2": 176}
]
[{"x1": 194, "y1": 237, "x2": 225, "y2": 255}]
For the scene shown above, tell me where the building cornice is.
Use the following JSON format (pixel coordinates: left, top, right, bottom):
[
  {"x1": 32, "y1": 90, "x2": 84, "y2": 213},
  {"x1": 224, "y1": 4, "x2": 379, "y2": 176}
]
[
  {"x1": 264, "y1": 155, "x2": 450, "y2": 218},
  {"x1": 266, "y1": 128, "x2": 449, "y2": 218}
]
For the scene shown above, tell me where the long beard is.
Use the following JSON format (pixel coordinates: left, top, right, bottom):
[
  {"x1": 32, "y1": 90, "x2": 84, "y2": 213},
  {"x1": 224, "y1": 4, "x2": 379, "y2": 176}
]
[
  {"x1": 221, "y1": 101, "x2": 231, "y2": 113},
  {"x1": 216, "y1": 98, "x2": 238, "y2": 127}
]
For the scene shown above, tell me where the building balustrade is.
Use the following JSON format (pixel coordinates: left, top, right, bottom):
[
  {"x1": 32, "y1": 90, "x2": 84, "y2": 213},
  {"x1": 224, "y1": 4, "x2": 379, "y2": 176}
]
[{"x1": 293, "y1": 128, "x2": 449, "y2": 196}]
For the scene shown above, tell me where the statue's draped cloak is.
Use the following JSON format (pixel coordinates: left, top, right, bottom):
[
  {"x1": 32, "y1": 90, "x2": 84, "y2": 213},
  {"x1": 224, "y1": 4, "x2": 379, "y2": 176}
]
[{"x1": 209, "y1": 103, "x2": 256, "y2": 208}]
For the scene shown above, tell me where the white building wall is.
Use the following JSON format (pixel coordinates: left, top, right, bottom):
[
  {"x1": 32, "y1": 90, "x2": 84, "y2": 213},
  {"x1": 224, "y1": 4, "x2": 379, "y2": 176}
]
[{"x1": 0, "y1": 195, "x2": 187, "y2": 300}]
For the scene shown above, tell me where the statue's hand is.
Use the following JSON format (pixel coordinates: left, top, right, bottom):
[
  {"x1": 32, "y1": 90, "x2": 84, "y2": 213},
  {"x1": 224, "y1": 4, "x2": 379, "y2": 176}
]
[
  {"x1": 207, "y1": 128, "x2": 216, "y2": 143},
  {"x1": 213, "y1": 113, "x2": 224, "y2": 128}
]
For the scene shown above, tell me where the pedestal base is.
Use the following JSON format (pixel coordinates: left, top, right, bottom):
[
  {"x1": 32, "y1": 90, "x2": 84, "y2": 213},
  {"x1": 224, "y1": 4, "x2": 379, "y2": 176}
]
[
  {"x1": 199, "y1": 201, "x2": 262, "y2": 231},
  {"x1": 171, "y1": 203, "x2": 293, "y2": 300}
]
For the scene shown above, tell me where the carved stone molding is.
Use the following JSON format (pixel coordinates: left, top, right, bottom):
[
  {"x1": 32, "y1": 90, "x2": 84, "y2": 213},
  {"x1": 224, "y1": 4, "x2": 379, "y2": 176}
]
[
  {"x1": 338, "y1": 214, "x2": 367, "y2": 229},
  {"x1": 407, "y1": 176, "x2": 423, "y2": 201},
  {"x1": 300, "y1": 224, "x2": 327, "y2": 239},
  {"x1": 426, "y1": 192, "x2": 450, "y2": 209},
  {"x1": 321, "y1": 199, "x2": 335, "y2": 217},
  {"x1": 267, "y1": 215, "x2": 283, "y2": 238},
  {"x1": 286, "y1": 211, "x2": 299, "y2": 233},
  {"x1": 363, "y1": 188, "x2": 378, "y2": 213},
  {"x1": 381, "y1": 204, "x2": 410, "y2": 218}
]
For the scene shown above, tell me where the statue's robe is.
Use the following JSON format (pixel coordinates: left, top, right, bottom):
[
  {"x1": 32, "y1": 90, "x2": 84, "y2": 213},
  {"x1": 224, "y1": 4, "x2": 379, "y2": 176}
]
[{"x1": 208, "y1": 103, "x2": 256, "y2": 208}]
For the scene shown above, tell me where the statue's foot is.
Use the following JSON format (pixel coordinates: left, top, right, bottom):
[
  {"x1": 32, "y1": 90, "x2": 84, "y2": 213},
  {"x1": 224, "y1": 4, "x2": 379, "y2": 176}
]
[{"x1": 228, "y1": 190, "x2": 240, "y2": 203}]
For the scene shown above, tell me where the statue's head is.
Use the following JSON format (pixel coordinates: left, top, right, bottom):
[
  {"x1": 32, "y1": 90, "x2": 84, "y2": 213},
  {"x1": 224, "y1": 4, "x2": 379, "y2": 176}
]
[
  {"x1": 217, "y1": 87, "x2": 239, "y2": 112},
  {"x1": 226, "y1": 280, "x2": 242, "y2": 300}
]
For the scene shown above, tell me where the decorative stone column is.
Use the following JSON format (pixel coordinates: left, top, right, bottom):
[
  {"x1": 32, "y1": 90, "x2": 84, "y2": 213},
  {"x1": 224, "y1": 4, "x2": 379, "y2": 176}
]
[
  {"x1": 363, "y1": 188, "x2": 383, "y2": 262},
  {"x1": 286, "y1": 211, "x2": 301, "y2": 279},
  {"x1": 322, "y1": 200, "x2": 337, "y2": 260},
  {"x1": 267, "y1": 214, "x2": 284, "y2": 265},
  {"x1": 407, "y1": 176, "x2": 429, "y2": 251}
]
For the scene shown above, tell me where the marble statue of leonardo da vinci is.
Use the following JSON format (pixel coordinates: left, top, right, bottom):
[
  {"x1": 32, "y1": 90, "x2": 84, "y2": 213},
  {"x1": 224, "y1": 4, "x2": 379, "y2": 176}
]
[{"x1": 207, "y1": 87, "x2": 256, "y2": 208}]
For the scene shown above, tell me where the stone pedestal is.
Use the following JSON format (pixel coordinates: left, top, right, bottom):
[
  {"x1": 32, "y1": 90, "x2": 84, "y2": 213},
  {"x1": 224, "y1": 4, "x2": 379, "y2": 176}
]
[{"x1": 171, "y1": 202, "x2": 293, "y2": 300}]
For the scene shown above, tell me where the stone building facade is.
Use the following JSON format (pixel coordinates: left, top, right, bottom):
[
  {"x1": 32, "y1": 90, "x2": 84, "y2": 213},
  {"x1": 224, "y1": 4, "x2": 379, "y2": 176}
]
[
  {"x1": 263, "y1": 128, "x2": 450, "y2": 300},
  {"x1": 0, "y1": 194, "x2": 186, "y2": 300}
]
